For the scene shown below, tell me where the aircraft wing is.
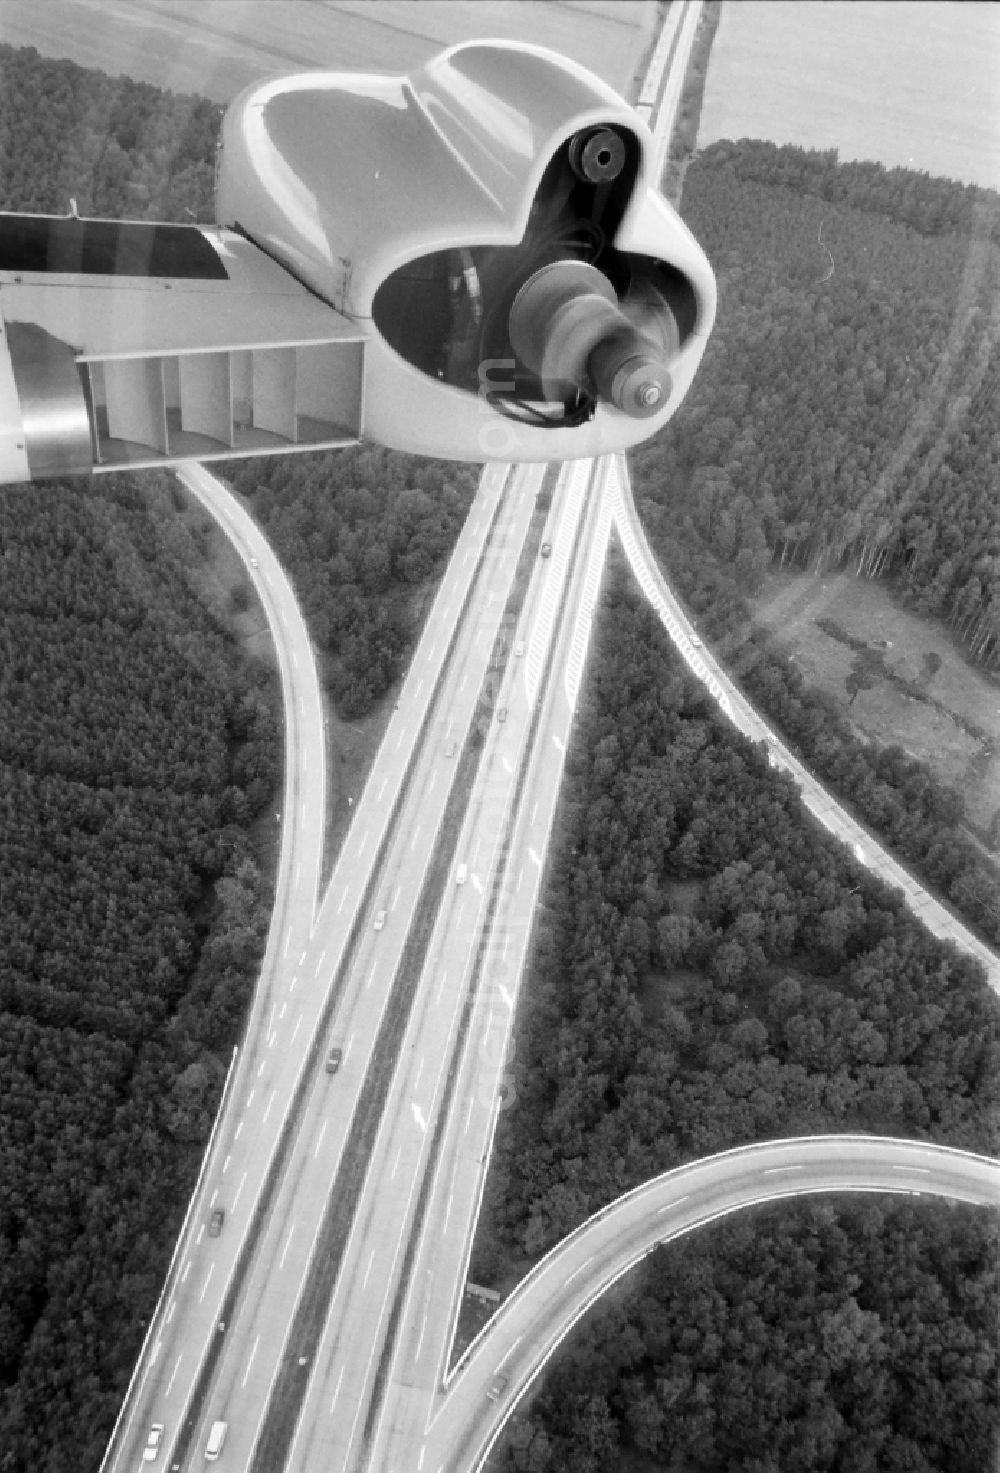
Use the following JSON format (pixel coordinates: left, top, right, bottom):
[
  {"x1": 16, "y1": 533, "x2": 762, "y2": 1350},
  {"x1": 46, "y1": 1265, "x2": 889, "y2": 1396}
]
[{"x1": 0, "y1": 213, "x2": 365, "y2": 483}]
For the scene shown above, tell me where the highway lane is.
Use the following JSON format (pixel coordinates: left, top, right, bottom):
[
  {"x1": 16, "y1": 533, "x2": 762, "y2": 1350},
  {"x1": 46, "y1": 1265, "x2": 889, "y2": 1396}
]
[
  {"x1": 429, "y1": 1135, "x2": 1000, "y2": 1473},
  {"x1": 104, "y1": 462, "x2": 328, "y2": 1473},
  {"x1": 365, "y1": 460, "x2": 618, "y2": 1473},
  {"x1": 280, "y1": 458, "x2": 601, "y2": 1473},
  {"x1": 178, "y1": 463, "x2": 546, "y2": 1468}
]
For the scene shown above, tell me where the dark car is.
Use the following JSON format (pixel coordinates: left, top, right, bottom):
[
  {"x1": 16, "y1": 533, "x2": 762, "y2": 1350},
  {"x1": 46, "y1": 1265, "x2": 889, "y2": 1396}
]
[
  {"x1": 208, "y1": 1207, "x2": 225, "y2": 1238},
  {"x1": 326, "y1": 1046, "x2": 343, "y2": 1074}
]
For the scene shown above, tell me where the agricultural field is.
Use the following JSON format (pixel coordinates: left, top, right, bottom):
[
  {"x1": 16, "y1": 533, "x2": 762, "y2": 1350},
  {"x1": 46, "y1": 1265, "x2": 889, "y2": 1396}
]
[
  {"x1": 0, "y1": 0, "x2": 657, "y2": 102},
  {"x1": 754, "y1": 568, "x2": 1000, "y2": 849}
]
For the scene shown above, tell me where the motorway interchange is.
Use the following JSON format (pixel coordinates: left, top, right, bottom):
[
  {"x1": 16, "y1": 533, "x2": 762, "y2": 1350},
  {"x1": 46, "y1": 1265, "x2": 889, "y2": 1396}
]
[
  {"x1": 104, "y1": 448, "x2": 1000, "y2": 1473},
  {"x1": 103, "y1": 5, "x2": 1000, "y2": 1470}
]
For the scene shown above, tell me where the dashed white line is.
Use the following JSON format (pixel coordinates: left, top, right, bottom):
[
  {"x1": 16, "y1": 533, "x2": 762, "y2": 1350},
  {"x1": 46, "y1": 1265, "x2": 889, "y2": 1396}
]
[
  {"x1": 313, "y1": 1119, "x2": 329, "y2": 1160},
  {"x1": 165, "y1": 1301, "x2": 175, "y2": 1325},
  {"x1": 291, "y1": 1012, "x2": 303, "y2": 1044},
  {"x1": 181, "y1": 1261, "x2": 191, "y2": 1283},
  {"x1": 279, "y1": 1224, "x2": 296, "y2": 1269},
  {"x1": 222, "y1": 1154, "x2": 231, "y2": 1175},
  {"x1": 329, "y1": 1364, "x2": 345, "y2": 1415},
  {"x1": 242, "y1": 1333, "x2": 260, "y2": 1389},
  {"x1": 233, "y1": 1170, "x2": 248, "y2": 1209},
  {"x1": 165, "y1": 1353, "x2": 183, "y2": 1396},
  {"x1": 263, "y1": 1089, "x2": 277, "y2": 1122},
  {"x1": 391, "y1": 1145, "x2": 403, "y2": 1180},
  {"x1": 362, "y1": 1249, "x2": 376, "y2": 1290},
  {"x1": 199, "y1": 1263, "x2": 215, "y2": 1302}
]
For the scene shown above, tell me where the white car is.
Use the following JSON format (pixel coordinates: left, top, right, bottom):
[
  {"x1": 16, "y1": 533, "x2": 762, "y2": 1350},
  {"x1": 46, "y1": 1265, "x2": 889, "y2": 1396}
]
[
  {"x1": 514, "y1": 640, "x2": 525, "y2": 657},
  {"x1": 455, "y1": 863, "x2": 468, "y2": 886},
  {"x1": 373, "y1": 909, "x2": 387, "y2": 931},
  {"x1": 143, "y1": 1423, "x2": 164, "y2": 1462}
]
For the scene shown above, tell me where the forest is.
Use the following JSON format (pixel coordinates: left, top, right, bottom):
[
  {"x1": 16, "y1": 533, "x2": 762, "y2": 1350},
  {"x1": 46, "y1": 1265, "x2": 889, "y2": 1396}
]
[
  {"x1": 634, "y1": 139, "x2": 1000, "y2": 669},
  {"x1": 480, "y1": 589, "x2": 999, "y2": 1471}
]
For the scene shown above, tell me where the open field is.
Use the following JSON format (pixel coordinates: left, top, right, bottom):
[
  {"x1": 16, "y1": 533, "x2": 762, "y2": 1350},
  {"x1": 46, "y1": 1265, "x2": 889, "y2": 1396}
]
[
  {"x1": 754, "y1": 568, "x2": 1000, "y2": 849},
  {"x1": 699, "y1": 0, "x2": 1000, "y2": 190},
  {"x1": 0, "y1": 0, "x2": 657, "y2": 102}
]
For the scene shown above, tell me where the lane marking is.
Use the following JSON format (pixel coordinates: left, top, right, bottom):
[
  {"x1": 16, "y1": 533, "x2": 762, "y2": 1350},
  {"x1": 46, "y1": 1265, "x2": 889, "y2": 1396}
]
[
  {"x1": 263, "y1": 1088, "x2": 277, "y2": 1123},
  {"x1": 242, "y1": 1333, "x2": 261, "y2": 1389},
  {"x1": 166, "y1": 1353, "x2": 183, "y2": 1396},
  {"x1": 362, "y1": 1249, "x2": 376, "y2": 1290},
  {"x1": 329, "y1": 1364, "x2": 345, "y2": 1416},
  {"x1": 280, "y1": 1224, "x2": 296, "y2": 1270},
  {"x1": 199, "y1": 1263, "x2": 215, "y2": 1303},
  {"x1": 314, "y1": 1119, "x2": 329, "y2": 1160},
  {"x1": 233, "y1": 1169, "x2": 248, "y2": 1209}
]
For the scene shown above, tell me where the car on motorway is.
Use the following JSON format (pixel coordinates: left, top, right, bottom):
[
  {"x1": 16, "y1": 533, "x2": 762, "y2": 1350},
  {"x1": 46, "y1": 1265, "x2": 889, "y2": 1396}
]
[
  {"x1": 373, "y1": 909, "x2": 387, "y2": 930},
  {"x1": 142, "y1": 1422, "x2": 164, "y2": 1461},
  {"x1": 207, "y1": 1207, "x2": 225, "y2": 1237},
  {"x1": 326, "y1": 1045, "x2": 343, "y2": 1074},
  {"x1": 205, "y1": 1420, "x2": 227, "y2": 1461},
  {"x1": 444, "y1": 740, "x2": 457, "y2": 758},
  {"x1": 487, "y1": 1373, "x2": 509, "y2": 1402},
  {"x1": 497, "y1": 706, "x2": 508, "y2": 723},
  {"x1": 540, "y1": 541, "x2": 552, "y2": 557},
  {"x1": 514, "y1": 640, "x2": 525, "y2": 657},
  {"x1": 455, "y1": 863, "x2": 468, "y2": 885}
]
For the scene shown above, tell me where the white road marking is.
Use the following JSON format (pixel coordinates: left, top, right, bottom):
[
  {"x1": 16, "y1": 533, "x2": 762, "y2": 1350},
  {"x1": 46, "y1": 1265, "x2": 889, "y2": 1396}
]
[
  {"x1": 565, "y1": 1257, "x2": 592, "y2": 1285},
  {"x1": 329, "y1": 1364, "x2": 345, "y2": 1415},
  {"x1": 257, "y1": 1062, "x2": 266, "y2": 1078},
  {"x1": 359, "y1": 829, "x2": 369, "y2": 852},
  {"x1": 392, "y1": 885, "x2": 400, "y2": 909},
  {"x1": 499, "y1": 984, "x2": 514, "y2": 1010},
  {"x1": 199, "y1": 1263, "x2": 214, "y2": 1302},
  {"x1": 362, "y1": 1249, "x2": 376, "y2": 1290},
  {"x1": 300, "y1": 950, "x2": 308, "y2": 967},
  {"x1": 471, "y1": 874, "x2": 484, "y2": 894},
  {"x1": 517, "y1": 866, "x2": 523, "y2": 892},
  {"x1": 165, "y1": 1301, "x2": 175, "y2": 1325},
  {"x1": 463, "y1": 1095, "x2": 474, "y2": 1134},
  {"x1": 415, "y1": 1312, "x2": 428, "y2": 1359},
  {"x1": 443, "y1": 1191, "x2": 454, "y2": 1232},
  {"x1": 289, "y1": 974, "x2": 298, "y2": 993},
  {"x1": 412, "y1": 1101, "x2": 428, "y2": 1133},
  {"x1": 378, "y1": 778, "x2": 387, "y2": 801},
  {"x1": 428, "y1": 770, "x2": 438, "y2": 794},
  {"x1": 531, "y1": 801, "x2": 538, "y2": 824},
  {"x1": 416, "y1": 678, "x2": 424, "y2": 696},
  {"x1": 242, "y1": 1333, "x2": 260, "y2": 1389},
  {"x1": 222, "y1": 1154, "x2": 231, "y2": 1175},
  {"x1": 280, "y1": 1224, "x2": 296, "y2": 1269},
  {"x1": 263, "y1": 1089, "x2": 277, "y2": 1123},
  {"x1": 235, "y1": 1121, "x2": 243, "y2": 1141},
  {"x1": 391, "y1": 1145, "x2": 403, "y2": 1180},
  {"x1": 313, "y1": 1119, "x2": 329, "y2": 1160},
  {"x1": 528, "y1": 847, "x2": 541, "y2": 868},
  {"x1": 165, "y1": 1353, "x2": 183, "y2": 1396},
  {"x1": 338, "y1": 890, "x2": 347, "y2": 914},
  {"x1": 319, "y1": 948, "x2": 328, "y2": 969},
  {"x1": 181, "y1": 1261, "x2": 191, "y2": 1283},
  {"x1": 657, "y1": 1195, "x2": 689, "y2": 1214},
  {"x1": 502, "y1": 755, "x2": 513, "y2": 773},
  {"x1": 233, "y1": 1169, "x2": 248, "y2": 1209},
  {"x1": 553, "y1": 733, "x2": 565, "y2": 752},
  {"x1": 763, "y1": 1165, "x2": 803, "y2": 1175},
  {"x1": 410, "y1": 824, "x2": 422, "y2": 851},
  {"x1": 279, "y1": 1002, "x2": 287, "y2": 1020},
  {"x1": 291, "y1": 1012, "x2": 303, "y2": 1045},
  {"x1": 210, "y1": 1187, "x2": 219, "y2": 1206},
  {"x1": 284, "y1": 933, "x2": 291, "y2": 958}
]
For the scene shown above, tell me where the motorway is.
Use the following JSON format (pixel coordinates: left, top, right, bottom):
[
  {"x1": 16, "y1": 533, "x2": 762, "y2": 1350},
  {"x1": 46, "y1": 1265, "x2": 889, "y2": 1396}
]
[{"x1": 101, "y1": 5, "x2": 1000, "y2": 1472}]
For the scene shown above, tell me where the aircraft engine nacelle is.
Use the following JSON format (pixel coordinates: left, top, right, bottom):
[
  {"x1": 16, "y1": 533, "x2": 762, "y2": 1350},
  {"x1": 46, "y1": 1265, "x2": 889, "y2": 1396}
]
[
  {"x1": 0, "y1": 41, "x2": 714, "y2": 483},
  {"x1": 216, "y1": 39, "x2": 716, "y2": 463}
]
